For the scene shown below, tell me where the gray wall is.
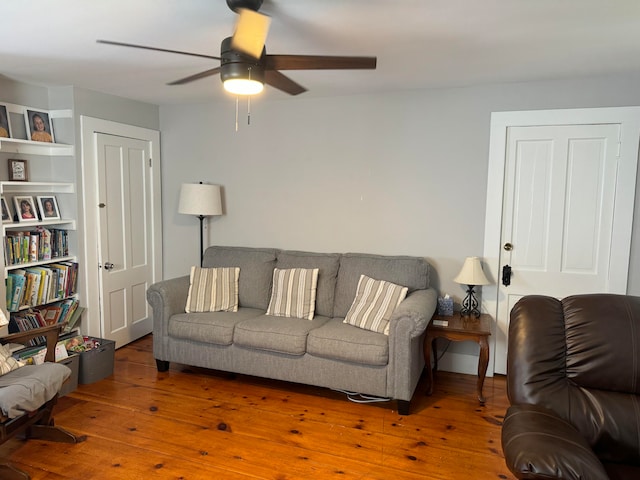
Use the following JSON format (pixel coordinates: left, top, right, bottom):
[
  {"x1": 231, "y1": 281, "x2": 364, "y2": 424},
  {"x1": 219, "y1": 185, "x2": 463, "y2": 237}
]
[{"x1": 160, "y1": 72, "x2": 640, "y2": 304}]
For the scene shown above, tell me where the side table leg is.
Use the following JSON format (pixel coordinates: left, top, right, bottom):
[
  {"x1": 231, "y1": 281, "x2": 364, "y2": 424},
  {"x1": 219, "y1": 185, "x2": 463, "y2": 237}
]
[
  {"x1": 425, "y1": 335, "x2": 436, "y2": 396},
  {"x1": 477, "y1": 337, "x2": 489, "y2": 405}
]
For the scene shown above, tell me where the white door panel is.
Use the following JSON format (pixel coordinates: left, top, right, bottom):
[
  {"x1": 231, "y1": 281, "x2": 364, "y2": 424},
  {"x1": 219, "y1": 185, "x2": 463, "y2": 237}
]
[{"x1": 97, "y1": 134, "x2": 154, "y2": 346}]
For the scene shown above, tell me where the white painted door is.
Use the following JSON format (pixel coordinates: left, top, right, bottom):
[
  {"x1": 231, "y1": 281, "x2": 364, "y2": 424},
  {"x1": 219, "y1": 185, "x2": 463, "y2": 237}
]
[
  {"x1": 497, "y1": 124, "x2": 620, "y2": 352},
  {"x1": 96, "y1": 133, "x2": 154, "y2": 347},
  {"x1": 485, "y1": 107, "x2": 640, "y2": 376}
]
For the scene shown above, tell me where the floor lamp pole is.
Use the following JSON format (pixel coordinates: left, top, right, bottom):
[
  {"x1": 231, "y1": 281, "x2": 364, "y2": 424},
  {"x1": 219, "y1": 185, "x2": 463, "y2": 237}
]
[{"x1": 198, "y1": 214, "x2": 205, "y2": 267}]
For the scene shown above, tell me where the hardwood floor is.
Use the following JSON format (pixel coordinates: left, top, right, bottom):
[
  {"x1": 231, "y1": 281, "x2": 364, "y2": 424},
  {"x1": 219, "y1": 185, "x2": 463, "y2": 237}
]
[{"x1": 1, "y1": 335, "x2": 516, "y2": 479}]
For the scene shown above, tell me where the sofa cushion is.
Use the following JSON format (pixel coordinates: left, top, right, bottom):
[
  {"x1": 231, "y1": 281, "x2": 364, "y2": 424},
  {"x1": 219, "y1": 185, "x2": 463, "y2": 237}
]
[
  {"x1": 343, "y1": 275, "x2": 408, "y2": 335},
  {"x1": 266, "y1": 268, "x2": 319, "y2": 320},
  {"x1": 234, "y1": 315, "x2": 330, "y2": 355},
  {"x1": 307, "y1": 318, "x2": 389, "y2": 366},
  {"x1": 169, "y1": 307, "x2": 264, "y2": 345},
  {"x1": 334, "y1": 253, "x2": 429, "y2": 318},
  {"x1": 185, "y1": 266, "x2": 239, "y2": 313},
  {"x1": 202, "y1": 246, "x2": 277, "y2": 310},
  {"x1": 276, "y1": 250, "x2": 340, "y2": 317}
]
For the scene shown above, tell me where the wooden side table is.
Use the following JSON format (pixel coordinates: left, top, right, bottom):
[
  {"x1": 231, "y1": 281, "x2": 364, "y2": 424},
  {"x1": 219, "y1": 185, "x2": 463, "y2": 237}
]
[{"x1": 424, "y1": 312, "x2": 492, "y2": 404}]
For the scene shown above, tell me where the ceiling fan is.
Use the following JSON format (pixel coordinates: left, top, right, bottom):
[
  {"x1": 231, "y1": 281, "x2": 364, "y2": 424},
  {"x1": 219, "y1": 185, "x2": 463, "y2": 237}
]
[{"x1": 97, "y1": 0, "x2": 377, "y2": 96}]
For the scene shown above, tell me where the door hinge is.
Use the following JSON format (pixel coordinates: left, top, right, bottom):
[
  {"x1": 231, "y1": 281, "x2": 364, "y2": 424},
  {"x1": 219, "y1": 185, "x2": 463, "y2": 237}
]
[{"x1": 149, "y1": 158, "x2": 152, "y2": 167}]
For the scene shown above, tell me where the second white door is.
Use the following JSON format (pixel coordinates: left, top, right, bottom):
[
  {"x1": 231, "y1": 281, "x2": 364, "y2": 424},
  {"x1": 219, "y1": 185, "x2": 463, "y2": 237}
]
[{"x1": 96, "y1": 133, "x2": 155, "y2": 347}]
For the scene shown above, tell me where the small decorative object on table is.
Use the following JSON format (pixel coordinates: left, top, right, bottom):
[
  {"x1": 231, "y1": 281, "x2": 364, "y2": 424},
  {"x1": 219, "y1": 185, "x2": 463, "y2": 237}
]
[{"x1": 437, "y1": 294, "x2": 454, "y2": 316}]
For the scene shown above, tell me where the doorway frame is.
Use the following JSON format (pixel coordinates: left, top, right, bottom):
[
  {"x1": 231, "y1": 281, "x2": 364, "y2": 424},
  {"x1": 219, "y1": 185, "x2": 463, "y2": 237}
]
[
  {"x1": 483, "y1": 106, "x2": 640, "y2": 375},
  {"x1": 79, "y1": 116, "x2": 163, "y2": 338}
]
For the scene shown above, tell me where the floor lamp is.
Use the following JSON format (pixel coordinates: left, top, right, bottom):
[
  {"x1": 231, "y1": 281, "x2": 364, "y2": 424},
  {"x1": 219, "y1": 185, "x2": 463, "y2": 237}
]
[{"x1": 178, "y1": 182, "x2": 223, "y2": 266}]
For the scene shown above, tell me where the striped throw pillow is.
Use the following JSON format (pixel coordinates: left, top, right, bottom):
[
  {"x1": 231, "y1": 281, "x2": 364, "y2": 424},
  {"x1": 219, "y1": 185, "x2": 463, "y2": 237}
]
[
  {"x1": 266, "y1": 268, "x2": 319, "y2": 320},
  {"x1": 0, "y1": 344, "x2": 24, "y2": 376},
  {"x1": 185, "y1": 266, "x2": 240, "y2": 313},
  {"x1": 343, "y1": 275, "x2": 408, "y2": 335}
]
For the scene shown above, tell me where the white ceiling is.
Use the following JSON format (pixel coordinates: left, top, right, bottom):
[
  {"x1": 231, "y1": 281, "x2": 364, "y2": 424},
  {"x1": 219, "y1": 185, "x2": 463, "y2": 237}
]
[{"x1": 2, "y1": 0, "x2": 640, "y2": 106}]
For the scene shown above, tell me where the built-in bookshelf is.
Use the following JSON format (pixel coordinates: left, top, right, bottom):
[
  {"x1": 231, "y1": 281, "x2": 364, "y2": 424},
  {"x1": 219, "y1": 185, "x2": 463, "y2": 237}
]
[{"x1": 0, "y1": 102, "x2": 80, "y2": 337}]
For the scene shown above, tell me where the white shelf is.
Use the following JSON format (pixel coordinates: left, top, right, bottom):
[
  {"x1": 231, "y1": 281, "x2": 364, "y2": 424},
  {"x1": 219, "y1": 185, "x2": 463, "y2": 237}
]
[
  {"x1": 0, "y1": 181, "x2": 75, "y2": 194},
  {"x1": 3, "y1": 219, "x2": 76, "y2": 235},
  {"x1": 0, "y1": 138, "x2": 73, "y2": 156},
  {"x1": 5, "y1": 255, "x2": 76, "y2": 274}
]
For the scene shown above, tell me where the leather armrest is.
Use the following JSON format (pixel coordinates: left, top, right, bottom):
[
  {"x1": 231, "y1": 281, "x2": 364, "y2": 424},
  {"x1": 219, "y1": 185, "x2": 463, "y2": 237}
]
[{"x1": 501, "y1": 404, "x2": 609, "y2": 480}]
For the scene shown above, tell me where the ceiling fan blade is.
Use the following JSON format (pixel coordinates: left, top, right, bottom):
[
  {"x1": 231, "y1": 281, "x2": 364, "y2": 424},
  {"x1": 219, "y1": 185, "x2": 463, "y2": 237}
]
[
  {"x1": 167, "y1": 67, "x2": 222, "y2": 86},
  {"x1": 264, "y1": 70, "x2": 307, "y2": 95},
  {"x1": 231, "y1": 8, "x2": 271, "y2": 59},
  {"x1": 265, "y1": 55, "x2": 376, "y2": 71},
  {"x1": 96, "y1": 39, "x2": 221, "y2": 60}
]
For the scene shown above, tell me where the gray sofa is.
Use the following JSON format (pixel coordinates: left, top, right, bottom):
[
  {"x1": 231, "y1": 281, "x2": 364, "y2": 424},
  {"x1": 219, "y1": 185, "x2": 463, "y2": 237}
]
[{"x1": 146, "y1": 246, "x2": 437, "y2": 414}]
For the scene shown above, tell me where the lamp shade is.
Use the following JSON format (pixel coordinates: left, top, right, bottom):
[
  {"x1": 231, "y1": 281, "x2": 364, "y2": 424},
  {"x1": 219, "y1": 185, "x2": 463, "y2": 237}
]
[
  {"x1": 453, "y1": 257, "x2": 490, "y2": 286},
  {"x1": 178, "y1": 183, "x2": 223, "y2": 217}
]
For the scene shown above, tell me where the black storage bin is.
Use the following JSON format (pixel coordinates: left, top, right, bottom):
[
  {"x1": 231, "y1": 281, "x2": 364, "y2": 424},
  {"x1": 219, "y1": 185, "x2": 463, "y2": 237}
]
[
  {"x1": 58, "y1": 354, "x2": 79, "y2": 396},
  {"x1": 78, "y1": 337, "x2": 115, "y2": 384}
]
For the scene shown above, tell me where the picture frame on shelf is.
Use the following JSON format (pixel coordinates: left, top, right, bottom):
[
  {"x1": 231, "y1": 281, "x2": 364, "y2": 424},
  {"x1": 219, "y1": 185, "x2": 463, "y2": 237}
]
[
  {"x1": 8, "y1": 158, "x2": 28, "y2": 181},
  {"x1": 13, "y1": 195, "x2": 38, "y2": 222},
  {"x1": 37, "y1": 195, "x2": 61, "y2": 220},
  {"x1": 24, "y1": 109, "x2": 55, "y2": 143},
  {"x1": 0, "y1": 104, "x2": 11, "y2": 139},
  {"x1": 1, "y1": 196, "x2": 12, "y2": 223}
]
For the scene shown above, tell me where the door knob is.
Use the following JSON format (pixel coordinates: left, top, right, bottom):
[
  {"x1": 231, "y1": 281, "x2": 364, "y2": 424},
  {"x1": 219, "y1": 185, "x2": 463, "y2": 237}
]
[
  {"x1": 503, "y1": 242, "x2": 513, "y2": 251},
  {"x1": 104, "y1": 262, "x2": 114, "y2": 270}
]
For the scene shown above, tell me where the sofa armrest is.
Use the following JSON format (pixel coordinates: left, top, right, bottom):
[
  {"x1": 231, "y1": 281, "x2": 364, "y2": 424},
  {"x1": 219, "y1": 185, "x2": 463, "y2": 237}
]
[
  {"x1": 146, "y1": 275, "x2": 190, "y2": 345},
  {"x1": 389, "y1": 288, "x2": 437, "y2": 337},
  {"x1": 502, "y1": 404, "x2": 609, "y2": 480}
]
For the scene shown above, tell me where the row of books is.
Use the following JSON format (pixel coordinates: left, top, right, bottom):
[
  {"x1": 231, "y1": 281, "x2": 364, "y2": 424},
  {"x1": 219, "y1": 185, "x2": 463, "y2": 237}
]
[
  {"x1": 8, "y1": 298, "x2": 84, "y2": 346},
  {"x1": 6, "y1": 261, "x2": 78, "y2": 312},
  {"x1": 4, "y1": 227, "x2": 69, "y2": 266}
]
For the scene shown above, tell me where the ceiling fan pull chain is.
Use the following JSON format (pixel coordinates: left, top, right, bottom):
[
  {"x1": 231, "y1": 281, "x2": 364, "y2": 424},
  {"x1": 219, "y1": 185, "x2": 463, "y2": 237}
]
[
  {"x1": 235, "y1": 96, "x2": 239, "y2": 132},
  {"x1": 247, "y1": 96, "x2": 251, "y2": 125}
]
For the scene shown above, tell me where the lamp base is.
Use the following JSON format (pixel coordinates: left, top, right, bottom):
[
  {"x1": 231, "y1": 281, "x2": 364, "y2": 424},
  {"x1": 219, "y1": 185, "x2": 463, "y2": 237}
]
[{"x1": 460, "y1": 285, "x2": 481, "y2": 318}]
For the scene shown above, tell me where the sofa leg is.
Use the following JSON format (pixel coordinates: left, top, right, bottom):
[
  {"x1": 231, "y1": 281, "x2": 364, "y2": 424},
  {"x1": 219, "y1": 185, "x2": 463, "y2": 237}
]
[
  {"x1": 397, "y1": 400, "x2": 410, "y2": 415},
  {"x1": 156, "y1": 359, "x2": 169, "y2": 372}
]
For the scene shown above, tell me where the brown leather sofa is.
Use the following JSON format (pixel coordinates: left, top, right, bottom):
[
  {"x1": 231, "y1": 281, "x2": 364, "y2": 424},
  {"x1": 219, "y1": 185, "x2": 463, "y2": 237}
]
[{"x1": 501, "y1": 294, "x2": 640, "y2": 480}]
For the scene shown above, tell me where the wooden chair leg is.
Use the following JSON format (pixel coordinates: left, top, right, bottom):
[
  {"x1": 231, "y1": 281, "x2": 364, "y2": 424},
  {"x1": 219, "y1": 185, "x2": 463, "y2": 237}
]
[
  {"x1": 27, "y1": 424, "x2": 86, "y2": 443},
  {"x1": 0, "y1": 462, "x2": 31, "y2": 480}
]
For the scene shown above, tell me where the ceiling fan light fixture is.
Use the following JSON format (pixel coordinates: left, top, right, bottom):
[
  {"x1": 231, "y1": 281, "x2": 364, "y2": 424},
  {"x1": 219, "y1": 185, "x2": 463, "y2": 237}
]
[{"x1": 223, "y1": 78, "x2": 264, "y2": 95}]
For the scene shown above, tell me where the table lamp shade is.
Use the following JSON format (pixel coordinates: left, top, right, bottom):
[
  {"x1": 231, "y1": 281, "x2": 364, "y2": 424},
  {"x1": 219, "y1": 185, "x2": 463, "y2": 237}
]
[
  {"x1": 178, "y1": 183, "x2": 222, "y2": 217},
  {"x1": 453, "y1": 256, "x2": 490, "y2": 286}
]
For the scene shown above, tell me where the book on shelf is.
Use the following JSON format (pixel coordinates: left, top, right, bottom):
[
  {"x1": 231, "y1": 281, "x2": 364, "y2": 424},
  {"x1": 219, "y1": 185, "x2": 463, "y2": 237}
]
[
  {"x1": 5, "y1": 262, "x2": 78, "y2": 311},
  {"x1": 3, "y1": 228, "x2": 68, "y2": 266}
]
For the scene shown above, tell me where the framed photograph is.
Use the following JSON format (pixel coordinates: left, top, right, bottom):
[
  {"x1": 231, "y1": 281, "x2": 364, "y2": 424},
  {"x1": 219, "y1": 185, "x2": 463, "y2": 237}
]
[
  {"x1": 24, "y1": 109, "x2": 54, "y2": 143},
  {"x1": 1, "y1": 196, "x2": 12, "y2": 223},
  {"x1": 37, "y1": 195, "x2": 61, "y2": 220},
  {"x1": 0, "y1": 104, "x2": 11, "y2": 139},
  {"x1": 8, "y1": 159, "x2": 28, "y2": 181},
  {"x1": 13, "y1": 196, "x2": 38, "y2": 222}
]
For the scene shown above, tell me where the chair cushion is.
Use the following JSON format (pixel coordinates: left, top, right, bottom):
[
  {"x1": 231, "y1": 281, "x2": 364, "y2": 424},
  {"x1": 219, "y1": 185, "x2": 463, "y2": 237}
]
[{"x1": 0, "y1": 363, "x2": 70, "y2": 418}]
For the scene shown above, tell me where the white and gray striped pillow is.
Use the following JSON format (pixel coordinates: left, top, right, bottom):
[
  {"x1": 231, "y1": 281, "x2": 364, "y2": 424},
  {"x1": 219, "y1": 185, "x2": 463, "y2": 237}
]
[
  {"x1": 185, "y1": 266, "x2": 240, "y2": 313},
  {"x1": 343, "y1": 275, "x2": 408, "y2": 335},
  {"x1": 266, "y1": 268, "x2": 319, "y2": 320}
]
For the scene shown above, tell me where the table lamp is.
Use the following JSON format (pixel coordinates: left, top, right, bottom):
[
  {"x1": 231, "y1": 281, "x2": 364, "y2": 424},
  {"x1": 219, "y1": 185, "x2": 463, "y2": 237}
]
[
  {"x1": 178, "y1": 182, "x2": 223, "y2": 266},
  {"x1": 453, "y1": 256, "x2": 490, "y2": 318}
]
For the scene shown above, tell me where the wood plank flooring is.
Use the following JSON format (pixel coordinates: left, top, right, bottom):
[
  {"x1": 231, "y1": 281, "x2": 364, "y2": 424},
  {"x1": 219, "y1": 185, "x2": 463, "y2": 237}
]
[{"x1": 1, "y1": 335, "x2": 515, "y2": 479}]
